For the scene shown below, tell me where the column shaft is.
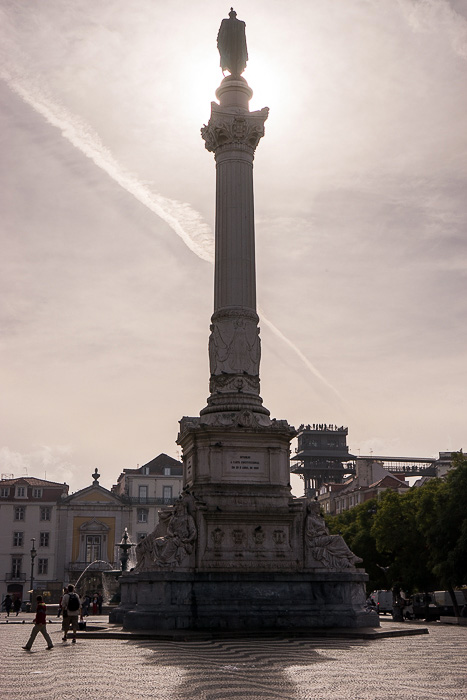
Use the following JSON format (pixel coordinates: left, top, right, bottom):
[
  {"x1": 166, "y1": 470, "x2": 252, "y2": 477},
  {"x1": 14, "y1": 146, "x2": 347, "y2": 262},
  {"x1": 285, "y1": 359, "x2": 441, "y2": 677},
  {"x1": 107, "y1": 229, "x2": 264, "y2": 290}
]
[{"x1": 214, "y1": 148, "x2": 256, "y2": 312}]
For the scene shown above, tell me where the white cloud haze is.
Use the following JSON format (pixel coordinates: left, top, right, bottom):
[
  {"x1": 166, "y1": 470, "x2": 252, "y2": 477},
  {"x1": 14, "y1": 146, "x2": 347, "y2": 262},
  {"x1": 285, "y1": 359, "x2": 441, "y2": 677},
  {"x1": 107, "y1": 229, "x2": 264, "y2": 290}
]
[{"x1": 1, "y1": 0, "x2": 466, "y2": 493}]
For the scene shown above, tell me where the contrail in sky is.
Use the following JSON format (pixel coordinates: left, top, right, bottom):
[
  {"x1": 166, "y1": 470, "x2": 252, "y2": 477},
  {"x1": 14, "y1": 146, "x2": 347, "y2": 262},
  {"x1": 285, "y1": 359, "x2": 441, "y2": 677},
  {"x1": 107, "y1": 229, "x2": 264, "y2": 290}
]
[
  {"x1": 2, "y1": 70, "x2": 214, "y2": 264},
  {"x1": 1, "y1": 70, "x2": 346, "y2": 405},
  {"x1": 258, "y1": 308, "x2": 348, "y2": 404}
]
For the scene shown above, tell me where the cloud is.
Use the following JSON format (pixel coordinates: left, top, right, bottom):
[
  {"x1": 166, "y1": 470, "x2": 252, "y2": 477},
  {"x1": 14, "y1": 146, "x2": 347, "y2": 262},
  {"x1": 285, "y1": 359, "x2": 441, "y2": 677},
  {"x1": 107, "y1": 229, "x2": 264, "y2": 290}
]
[
  {"x1": 0, "y1": 445, "x2": 76, "y2": 486},
  {"x1": 398, "y1": 0, "x2": 467, "y2": 59},
  {"x1": 0, "y1": 68, "x2": 215, "y2": 264}
]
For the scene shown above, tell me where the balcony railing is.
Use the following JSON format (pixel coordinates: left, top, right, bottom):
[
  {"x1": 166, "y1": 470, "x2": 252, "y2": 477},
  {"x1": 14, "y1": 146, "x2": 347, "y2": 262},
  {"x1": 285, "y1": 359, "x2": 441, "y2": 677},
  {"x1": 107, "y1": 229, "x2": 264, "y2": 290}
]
[
  {"x1": 120, "y1": 496, "x2": 179, "y2": 506},
  {"x1": 6, "y1": 573, "x2": 26, "y2": 582}
]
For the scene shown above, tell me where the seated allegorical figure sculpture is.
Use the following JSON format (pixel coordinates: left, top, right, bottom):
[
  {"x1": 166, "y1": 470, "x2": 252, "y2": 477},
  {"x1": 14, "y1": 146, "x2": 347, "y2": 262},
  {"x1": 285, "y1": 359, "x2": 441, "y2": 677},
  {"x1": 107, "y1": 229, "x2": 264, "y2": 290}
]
[
  {"x1": 305, "y1": 502, "x2": 362, "y2": 570},
  {"x1": 134, "y1": 501, "x2": 197, "y2": 571},
  {"x1": 133, "y1": 509, "x2": 171, "y2": 572}
]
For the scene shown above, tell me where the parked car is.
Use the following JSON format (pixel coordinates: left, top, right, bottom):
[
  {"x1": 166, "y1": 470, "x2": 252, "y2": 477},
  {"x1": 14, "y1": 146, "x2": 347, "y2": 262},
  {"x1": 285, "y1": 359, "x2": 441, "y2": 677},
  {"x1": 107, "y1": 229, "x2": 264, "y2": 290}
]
[
  {"x1": 432, "y1": 590, "x2": 467, "y2": 616},
  {"x1": 371, "y1": 590, "x2": 393, "y2": 614},
  {"x1": 412, "y1": 591, "x2": 467, "y2": 619},
  {"x1": 412, "y1": 593, "x2": 438, "y2": 620}
]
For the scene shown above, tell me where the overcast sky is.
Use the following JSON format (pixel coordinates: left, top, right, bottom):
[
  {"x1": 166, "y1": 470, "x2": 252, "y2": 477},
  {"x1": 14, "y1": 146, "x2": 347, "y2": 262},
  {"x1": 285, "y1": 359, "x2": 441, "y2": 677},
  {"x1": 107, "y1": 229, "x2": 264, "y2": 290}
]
[{"x1": 1, "y1": 0, "x2": 466, "y2": 495}]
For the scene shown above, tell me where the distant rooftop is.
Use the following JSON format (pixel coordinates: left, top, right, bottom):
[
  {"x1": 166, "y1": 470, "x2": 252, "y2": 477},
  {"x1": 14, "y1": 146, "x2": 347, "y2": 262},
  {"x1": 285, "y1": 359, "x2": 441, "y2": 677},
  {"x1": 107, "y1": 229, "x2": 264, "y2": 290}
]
[
  {"x1": 0, "y1": 475, "x2": 68, "y2": 488},
  {"x1": 297, "y1": 424, "x2": 348, "y2": 433},
  {"x1": 119, "y1": 453, "x2": 183, "y2": 477}
]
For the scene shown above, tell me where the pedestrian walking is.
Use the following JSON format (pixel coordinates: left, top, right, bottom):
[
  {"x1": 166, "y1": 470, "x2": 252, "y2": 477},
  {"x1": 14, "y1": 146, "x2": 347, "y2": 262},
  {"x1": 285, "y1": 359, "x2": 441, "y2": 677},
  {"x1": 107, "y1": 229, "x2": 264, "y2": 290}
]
[
  {"x1": 57, "y1": 587, "x2": 67, "y2": 617},
  {"x1": 61, "y1": 584, "x2": 82, "y2": 644},
  {"x1": 22, "y1": 596, "x2": 53, "y2": 651},
  {"x1": 13, "y1": 597, "x2": 21, "y2": 616},
  {"x1": 97, "y1": 593, "x2": 103, "y2": 615},
  {"x1": 3, "y1": 594, "x2": 12, "y2": 617},
  {"x1": 81, "y1": 594, "x2": 90, "y2": 617}
]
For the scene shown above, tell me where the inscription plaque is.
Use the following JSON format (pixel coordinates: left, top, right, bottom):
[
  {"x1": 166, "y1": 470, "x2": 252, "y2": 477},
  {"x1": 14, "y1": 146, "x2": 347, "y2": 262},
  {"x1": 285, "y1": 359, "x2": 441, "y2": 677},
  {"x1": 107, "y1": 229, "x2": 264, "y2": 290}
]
[{"x1": 228, "y1": 452, "x2": 264, "y2": 472}]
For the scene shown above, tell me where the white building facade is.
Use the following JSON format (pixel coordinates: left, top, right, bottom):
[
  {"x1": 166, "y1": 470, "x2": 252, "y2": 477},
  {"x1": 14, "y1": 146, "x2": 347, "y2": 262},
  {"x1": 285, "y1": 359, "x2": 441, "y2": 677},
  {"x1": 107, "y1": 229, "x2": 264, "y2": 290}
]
[
  {"x1": 0, "y1": 477, "x2": 69, "y2": 605},
  {"x1": 111, "y1": 453, "x2": 183, "y2": 543},
  {"x1": 1, "y1": 455, "x2": 183, "y2": 605}
]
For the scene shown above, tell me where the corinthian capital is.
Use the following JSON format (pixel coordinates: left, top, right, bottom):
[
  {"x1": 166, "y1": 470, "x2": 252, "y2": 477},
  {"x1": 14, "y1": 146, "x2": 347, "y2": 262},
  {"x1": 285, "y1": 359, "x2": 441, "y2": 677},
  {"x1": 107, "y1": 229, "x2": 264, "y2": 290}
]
[{"x1": 201, "y1": 105, "x2": 269, "y2": 153}]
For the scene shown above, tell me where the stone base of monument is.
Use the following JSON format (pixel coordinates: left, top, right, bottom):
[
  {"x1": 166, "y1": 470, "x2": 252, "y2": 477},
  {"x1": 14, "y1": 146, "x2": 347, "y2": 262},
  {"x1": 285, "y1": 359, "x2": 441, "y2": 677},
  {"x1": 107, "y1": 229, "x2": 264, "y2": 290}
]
[
  {"x1": 108, "y1": 415, "x2": 380, "y2": 632},
  {"x1": 110, "y1": 570, "x2": 379, "y2": 630}
]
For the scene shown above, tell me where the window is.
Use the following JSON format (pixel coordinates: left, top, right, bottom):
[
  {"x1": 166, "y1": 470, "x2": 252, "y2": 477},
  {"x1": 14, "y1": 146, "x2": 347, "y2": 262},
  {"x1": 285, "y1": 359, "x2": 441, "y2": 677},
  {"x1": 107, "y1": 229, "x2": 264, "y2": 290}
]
[
  {"x1": 12, "y1": 558, "x2": 22, "y2": 579},
  {"x1": 40, "y1": 506, "x2": 51, "y2": 521},
  {"x1": 14, "y1": 506, "x2": 25, "y2": 521},
  {"x1": 38, "y1": 558, "x2": 48, "y2": 575},
  {"x1": 32, "y1": 488, "x2": 43, "y2": 498},
  {"x1": 162, "y1": 485, "x2": 173, "y2": 503},
  {"x1": 13, "y1": 532, "x2": 24, "y2": 547},
  {"x1": 86, "y1": 535, "x2": 101, "y2": 562},
  {"x1": 163, "y1": 467, "x2": 171, "y2": 475},
  {"x1": 137, "y1": 508, "x2": 148, "y2": 523},
  {"x1": 138, "y1": 485, "x2": 148, "y2": 503},
  {"x1": 16, "y1": 486, "x2": 26, "y2": 498},
  {"x1": 0, "y1": 487, "x2": 10, "y2": 497},
  {"x1": 39, "y1": 532, "x2": 50, "y2": 547},
  {"x1": 142, "y1": 466, "x2": 149, "y2": 475}
]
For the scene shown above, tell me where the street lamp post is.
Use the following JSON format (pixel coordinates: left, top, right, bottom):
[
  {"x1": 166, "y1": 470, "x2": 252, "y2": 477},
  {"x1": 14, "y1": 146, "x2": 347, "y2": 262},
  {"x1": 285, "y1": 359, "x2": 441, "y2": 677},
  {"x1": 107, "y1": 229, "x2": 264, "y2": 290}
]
[{"x1": 29, "y1": 538, "x2": 37, "y2": 606}]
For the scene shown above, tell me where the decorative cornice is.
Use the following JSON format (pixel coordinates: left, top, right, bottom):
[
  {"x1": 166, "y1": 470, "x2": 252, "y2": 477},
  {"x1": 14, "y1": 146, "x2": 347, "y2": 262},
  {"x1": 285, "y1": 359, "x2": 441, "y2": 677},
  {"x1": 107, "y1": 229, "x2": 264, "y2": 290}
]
[
  {"x1": 201, "y1": 106, "x2": 269, "y2": 153},
  {"x1": 178, "y1": 411, "x2": 296, "y2": 435}
]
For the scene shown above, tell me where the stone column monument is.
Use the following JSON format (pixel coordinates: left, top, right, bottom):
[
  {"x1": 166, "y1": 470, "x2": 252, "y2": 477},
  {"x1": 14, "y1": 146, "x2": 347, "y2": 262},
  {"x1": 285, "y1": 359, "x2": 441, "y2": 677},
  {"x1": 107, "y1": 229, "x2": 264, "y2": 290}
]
[{"x1": 112, "y1": 10, "x2": 378, "y2": 632}]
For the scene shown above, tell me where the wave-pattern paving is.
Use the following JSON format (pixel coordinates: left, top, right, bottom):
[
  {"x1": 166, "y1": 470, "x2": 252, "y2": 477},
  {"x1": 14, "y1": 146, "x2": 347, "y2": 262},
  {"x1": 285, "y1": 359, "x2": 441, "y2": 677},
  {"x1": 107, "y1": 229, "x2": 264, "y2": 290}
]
[{"x1": 2, "y1": 623, "x2": 467, "y2": 699}]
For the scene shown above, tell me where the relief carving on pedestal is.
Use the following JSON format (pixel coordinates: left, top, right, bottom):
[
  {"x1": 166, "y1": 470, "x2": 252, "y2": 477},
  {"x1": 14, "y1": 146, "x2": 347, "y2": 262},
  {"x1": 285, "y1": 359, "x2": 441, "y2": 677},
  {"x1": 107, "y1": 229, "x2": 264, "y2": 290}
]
[
  {"x1": 209, "y1": 316, "x2": 261, "y2": 377},
  {"x1": 305, "y1": 503, "x2": 362, "y2": 571},
  {"x1": 253, "y1": 526, "x2": 265, "y2": 545},
  {"x1": 232, "y1": 529, "x2": 246, "y2": 546},
  {"x1": 273, "y1": 529, "x2": 286, "y2": 546},
  {"x1": 211, "y1": 527, "x2": 225, "y2": 547},
  {"x1": 134, "y1": 500, "x2": 197, "y2": 571}
]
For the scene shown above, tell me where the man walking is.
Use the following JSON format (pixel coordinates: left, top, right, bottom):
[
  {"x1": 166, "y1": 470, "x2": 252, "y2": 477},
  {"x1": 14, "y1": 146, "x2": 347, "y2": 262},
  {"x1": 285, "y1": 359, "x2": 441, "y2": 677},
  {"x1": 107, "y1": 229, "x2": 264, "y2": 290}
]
[
  {"x1": 61, "y1": 584, "x2": 82, "y2": 644},
  {"x1": 22, "y1": 596, "x2": 53, "y2": 650},
  {"x1": 3, "y1": 594, "x2": 12, "y2": 617}
]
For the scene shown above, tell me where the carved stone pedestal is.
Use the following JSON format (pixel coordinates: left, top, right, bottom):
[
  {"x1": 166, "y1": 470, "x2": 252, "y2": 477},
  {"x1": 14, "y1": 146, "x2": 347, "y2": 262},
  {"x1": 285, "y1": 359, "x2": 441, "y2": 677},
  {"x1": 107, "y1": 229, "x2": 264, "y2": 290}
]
[
  {"x1": 111, "y1": 420, "x2": 379, "y2": 631},
  {"x1": 115, "y1": 570, "x2": 376, "y2": 631}
]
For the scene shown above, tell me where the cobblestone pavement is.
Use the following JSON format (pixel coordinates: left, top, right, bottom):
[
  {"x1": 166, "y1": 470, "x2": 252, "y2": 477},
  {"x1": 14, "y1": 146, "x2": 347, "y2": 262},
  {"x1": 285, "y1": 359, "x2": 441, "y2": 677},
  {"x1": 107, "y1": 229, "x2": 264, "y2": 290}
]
[{"x1": 1, "y1": 615, "x2": 466, "y2": 700}]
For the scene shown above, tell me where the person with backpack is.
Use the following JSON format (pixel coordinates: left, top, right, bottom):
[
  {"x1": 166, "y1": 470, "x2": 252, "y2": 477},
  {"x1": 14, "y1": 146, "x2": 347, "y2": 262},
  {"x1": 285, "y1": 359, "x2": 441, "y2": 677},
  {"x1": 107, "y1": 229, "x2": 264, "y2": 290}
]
[
  {"x1": 22, "y1": 596, "x2": 53, "y2": 651},
  {"x1": 61, "y1": 584, "x2": 82, "y2": 644}
]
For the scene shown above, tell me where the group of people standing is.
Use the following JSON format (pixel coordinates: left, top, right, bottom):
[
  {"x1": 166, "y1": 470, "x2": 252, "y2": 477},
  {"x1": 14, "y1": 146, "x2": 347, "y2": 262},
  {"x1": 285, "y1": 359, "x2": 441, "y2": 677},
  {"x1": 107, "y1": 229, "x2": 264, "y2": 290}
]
[
  {"x1": 80, "y1": 592, "x2": 103, "y2": 616},
  {"x1": 57, "y1": 589, "x2": 102, "y2": 617}
]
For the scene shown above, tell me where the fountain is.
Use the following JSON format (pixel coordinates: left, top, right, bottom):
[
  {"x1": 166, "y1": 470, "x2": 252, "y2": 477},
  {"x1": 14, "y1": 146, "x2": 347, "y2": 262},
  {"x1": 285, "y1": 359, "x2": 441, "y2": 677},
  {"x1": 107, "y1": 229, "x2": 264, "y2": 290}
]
[
  {"x1": 118, "y1": 529, "x2": 136, "y2": 572},
  {"x1": 74, "y1": 560, "x2": 115, "y2": 588},
  {"x1": 73, "y1": 560, "x2": 120, "y2": 606}
]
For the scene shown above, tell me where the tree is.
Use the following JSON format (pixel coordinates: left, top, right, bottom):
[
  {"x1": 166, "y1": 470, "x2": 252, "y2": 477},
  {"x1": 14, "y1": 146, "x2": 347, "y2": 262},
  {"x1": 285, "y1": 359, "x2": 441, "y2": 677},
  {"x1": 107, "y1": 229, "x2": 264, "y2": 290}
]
[
  {"x1": 419, "y1": 452, "x2": 467, "y2": 614},
  {"x1": 371, "y1": 487, "x2": 439, "y2": 595},
  {"x1": 325, "y1": 453, "x2": 467, "y2": 610}
]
